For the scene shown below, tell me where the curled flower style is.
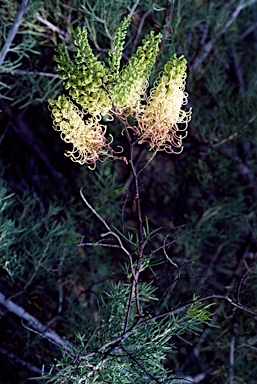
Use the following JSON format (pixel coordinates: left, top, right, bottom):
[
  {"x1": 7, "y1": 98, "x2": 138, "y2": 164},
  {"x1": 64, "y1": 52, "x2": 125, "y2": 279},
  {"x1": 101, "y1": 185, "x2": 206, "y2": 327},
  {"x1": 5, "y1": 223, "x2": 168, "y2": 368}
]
[
  {"x1": 48, "y1": 95, "x2": 113, "y2": 168},
  {"x1": 133, "y1": 55, "x2": 192, "y2": 153},
  {"x1": 123, "y1": 77, "x2": 149, "y2": 114}
]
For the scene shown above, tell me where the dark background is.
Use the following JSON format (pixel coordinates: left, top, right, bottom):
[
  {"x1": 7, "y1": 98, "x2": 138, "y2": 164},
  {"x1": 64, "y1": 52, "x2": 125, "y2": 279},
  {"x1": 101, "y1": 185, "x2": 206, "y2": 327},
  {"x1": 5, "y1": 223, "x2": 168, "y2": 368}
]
[{"x1": 1, "y1": 0, "x2": 257, "y2": 382}]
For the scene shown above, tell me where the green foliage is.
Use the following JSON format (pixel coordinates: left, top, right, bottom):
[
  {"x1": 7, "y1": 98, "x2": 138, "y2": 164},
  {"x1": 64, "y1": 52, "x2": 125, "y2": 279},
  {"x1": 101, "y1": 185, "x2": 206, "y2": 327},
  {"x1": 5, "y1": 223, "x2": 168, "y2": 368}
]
[
  {"x1": 1, "y1": 1, "x2": 257, "y2": 383},
  {"x1": 0, "y1": 179, "x2": 78, "y2": 281},
  {"x1": 0, "y1": 0, "x2": 63, "y2": 107},
  {"x1": 0, "y1": 185, "x2": 24, "y2": 277},
  {"x1": 0, "y1": 173, "x2": 214, "y2": 383},
  {"x1": 44, "y1": 282, "x2": 213, "y2": 383}
]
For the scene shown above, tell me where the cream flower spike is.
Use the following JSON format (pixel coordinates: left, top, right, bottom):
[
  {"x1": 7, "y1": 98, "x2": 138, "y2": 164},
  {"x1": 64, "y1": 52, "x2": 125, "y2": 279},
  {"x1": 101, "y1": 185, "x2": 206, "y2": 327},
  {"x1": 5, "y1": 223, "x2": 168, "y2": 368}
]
[
  {"x1": 48, "y1": 95, "x2": 113, "y2": 169},
  {"x1": 134, "y1": 54, "x2": 192, "y2": 153}
]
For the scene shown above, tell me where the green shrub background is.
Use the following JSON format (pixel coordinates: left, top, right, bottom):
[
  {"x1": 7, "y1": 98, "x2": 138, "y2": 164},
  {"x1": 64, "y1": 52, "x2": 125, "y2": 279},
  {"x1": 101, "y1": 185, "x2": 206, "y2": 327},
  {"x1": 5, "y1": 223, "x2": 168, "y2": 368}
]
[{"x1": 1, "y1": 0, "x2": 257, "y2": 383}]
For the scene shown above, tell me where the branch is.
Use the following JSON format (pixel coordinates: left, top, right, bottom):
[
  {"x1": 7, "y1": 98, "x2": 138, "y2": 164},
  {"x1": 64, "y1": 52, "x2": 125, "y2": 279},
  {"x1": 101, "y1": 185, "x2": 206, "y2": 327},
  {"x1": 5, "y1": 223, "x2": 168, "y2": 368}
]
[
  {"x1": 173, "y1": 373, "x2": 206, "y2": 383},
  {"x1": 131, "y1": 10, "x2": 151, "y2": 55},
  {"x1": 121, "y1": 345, "x2": 162, "y2": 383},
  {"x1": 163, "y1": 235, "x2": 181, "y2": 278},
  {"x1": 141, "y1": 294, "x2": 257, "y2": 327},
  {"x1": 156, "y1": 2, "x2": 173, "y2": 62},
  {"x1": 229, "y1": 332, "x2": 236, "y2": 384},
  {"x1": 0, "y1": 346, "x2": 44, "y2": 375},
  {"x1": 239, "y1": 19, "x2": 257, "y2": 40},
  {"x1": 80, "y1": 188, "x2": 130, "y2": 258},
  {"x1": 0, "y1": 291, "x2": 73, "y2": 354},
  {"x1": 5, "y1": 68, "x2": 59, "y2": 77},
  {"x1": 237, "y1": 266, "x2": 255, "y2": 304},
  {"x1": 78, "y1": 241, "x2": 121, "y2": 249},
  {"x1": 36, "y1": 14, "x2": 67, "y2": 37},
  {"x1": 0, "y1": 0, "x2": 30, "y2": 67},
  {"x1": 48, "y1": 292, "x2": 256, "y2": 382},
  {"x1": 129, "y1": 0, "x2": 141, "y2": 16},
  {"x1": 192, "y1": 0, "x2": 255, "y2": 71}
]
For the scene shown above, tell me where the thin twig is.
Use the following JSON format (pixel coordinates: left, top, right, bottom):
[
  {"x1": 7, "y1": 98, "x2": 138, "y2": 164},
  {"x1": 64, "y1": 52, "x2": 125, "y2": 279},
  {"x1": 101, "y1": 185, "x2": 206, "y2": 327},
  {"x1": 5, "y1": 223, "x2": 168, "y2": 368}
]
[
  {"x1": 163, "y1": 235, "x2": 181, "y2": 279},
  {"x1": 0, "y1": 0, "x2": 30, "y2": 67},
  {"x1": 192, "y1": 0, "x2": 254, "y2": 71},
  {"x1": 149, "y1": 276, "x2": 181, "y2": 316},
  {"x1": 129, "y1": 0, "x2": 141, "y2": 16},
  {"x1": 239, "y1": 343, "x2": 257, "y2": 352},
  {"x1": 5, "y1": 69, "x2": 59, "y2": 77},
  {"x1": 78, "y1": 242, "x2": 121, "y2": 249},
  {"x1": 151, "y1": 228, "x2": 203, "y2": 255},
  {"x1": 137, "y1": 149, "x2": 158, "y2": 175},
  {"x1": 0, "y1": 347, "x2": 44, "y2": 375},
  {"x1": 123, "y1": 122, "x2": 148, "y2": 319},
  {"x1": 0, "y1": 291, "x2": 73, "y2": 353},
  {"x1": 220, "y1": 0, "x2": 244, "y2": 36},
  {"x1": 229, "y1": 332, "x2": 236, "y2": 384},
  {"x1": 131, "y1": 10, "x2": 151, "y2": 55},
  {"x1": 123, "y1": 278, "x2": 137, "y2": 333},
  {"x1": 124, "y1": 124, "x2": 144, "y2": 247},
  {"x1": 79, "y1": 188, "x2": 139, "y2": 320},
  {"x1": 36, "y1": 14, "x2": 67, "y2": 37},
  {"x1": 141, "y1": 294, "x2": 257, "y2": 326},
  {"x1": 123, "y1": 146, "x2": 147, "y2": 193},
  {"x1": 80, "y1": 188, "x2": 130, "y2": 258},
  {"x1": 121, "y1": 345, "x2": 162, "y2": 383},
  {"x1": 237, "y1": 266, "x2": 255, "y2": 304},
  {"x1": 156, "y1": 2, "x2": 173, "y2": 62},
  {"x1": 213, "y1": 132, "x2": 238, "y2": 147},
  {"x1": 239, "y1": 20, "x2": 257, "y2": 40}
]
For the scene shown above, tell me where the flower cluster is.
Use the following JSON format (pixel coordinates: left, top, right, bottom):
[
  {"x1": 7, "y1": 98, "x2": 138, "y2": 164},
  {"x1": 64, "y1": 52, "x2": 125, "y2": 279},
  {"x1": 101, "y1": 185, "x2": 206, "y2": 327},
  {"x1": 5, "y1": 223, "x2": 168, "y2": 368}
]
[
  {"x1": 49, "y1": 17, "x2": 191, "y2": 167},
  {"x1": 109, "y1": 31, "x2": 162, "y2": 112},
  {"x1": 132, "y1": 55, "x2": 192, "y2": 153},
  {"x1": 49, "y1": 95, "x2": 112, "y2": 168},
  {"x1": 54, "y1": 28, "x2": 112, "y2": 117}
]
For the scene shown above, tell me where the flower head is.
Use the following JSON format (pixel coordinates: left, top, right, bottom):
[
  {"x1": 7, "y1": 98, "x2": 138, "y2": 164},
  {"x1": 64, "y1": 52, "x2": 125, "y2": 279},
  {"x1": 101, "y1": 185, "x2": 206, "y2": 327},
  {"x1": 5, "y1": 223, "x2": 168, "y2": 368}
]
[
  {"x1": 49, "y1": 17, "x2": 192, "y2": 168},
  {"x1": 48, "y1": 95, "x2": 112, "y2": 168},
  {"x1": 110, "y1": 31, "x2": 162, "y2": 113},
  {"x1": 133, "y1": 55, "x2": 192, "y2": 153},
  {"x1": 54, "y1": 28, "x2": 112, "y2": 117}
]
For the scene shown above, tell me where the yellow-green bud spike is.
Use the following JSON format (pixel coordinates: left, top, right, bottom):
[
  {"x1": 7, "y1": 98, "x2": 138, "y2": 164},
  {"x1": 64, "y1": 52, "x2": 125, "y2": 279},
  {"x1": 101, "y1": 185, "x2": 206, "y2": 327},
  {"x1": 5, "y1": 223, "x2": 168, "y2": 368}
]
[
  {"x1": 107, "y1": 15, "x2": 131, "y2": 78},
  {"x1": 109, "y1": 31, "x2": 162, "y2": 111},
  {"x1": 53, "y1": 45, "x2": 75, "y2": 81},
  {"x1": 73, "y1": 27, "x2": 107, "y2": 76},
  {"x1": 53, "y1": 27, "x2": 112, "y2": 116}
]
